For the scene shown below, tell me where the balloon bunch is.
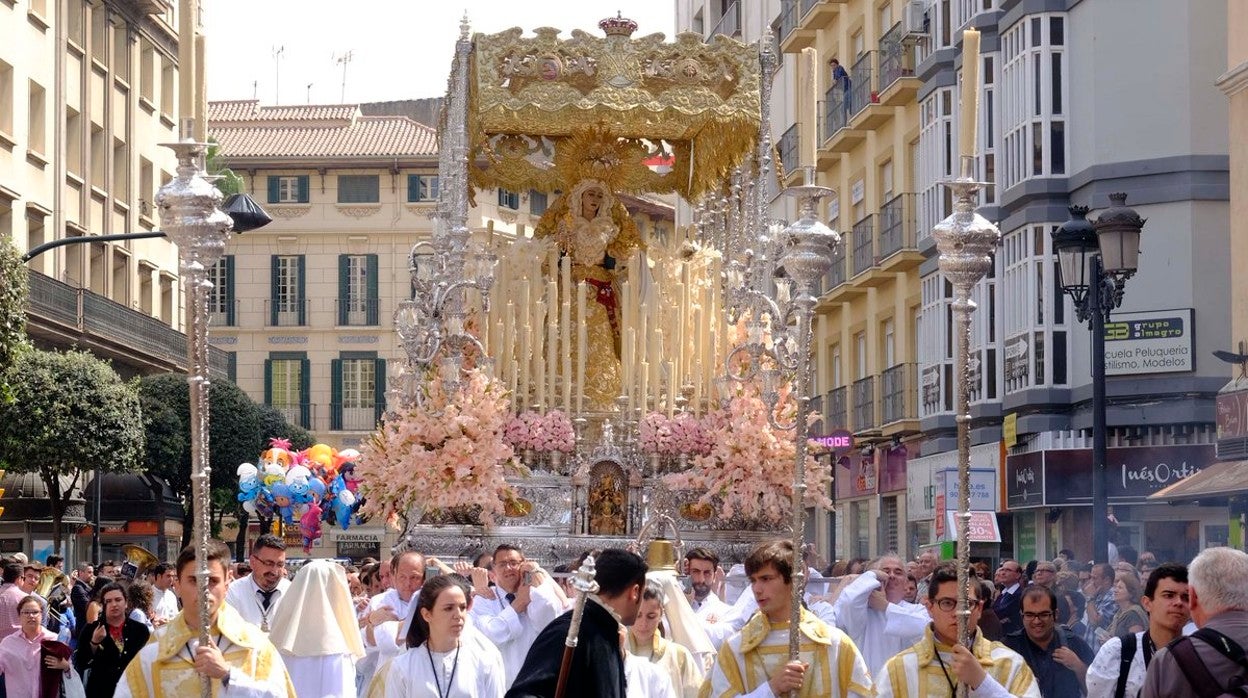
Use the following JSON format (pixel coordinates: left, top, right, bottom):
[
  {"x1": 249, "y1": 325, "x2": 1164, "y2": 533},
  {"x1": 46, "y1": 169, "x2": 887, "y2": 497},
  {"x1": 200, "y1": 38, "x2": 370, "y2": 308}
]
[{"x1": 236, "y1": 438, "x2": 363, "y2": 553}]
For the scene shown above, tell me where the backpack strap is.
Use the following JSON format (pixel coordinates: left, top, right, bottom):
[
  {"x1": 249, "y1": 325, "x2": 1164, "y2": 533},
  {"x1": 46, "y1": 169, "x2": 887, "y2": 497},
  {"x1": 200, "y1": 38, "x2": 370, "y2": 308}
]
[
  {"x1": 1115, "y1": 633, "x2": 1137, "y2": 698},
  {"x1": 1170, "y1": 636, "x2": 1225, "y2": 698},
  {"x1": 1192, "y1": 627, "x2": 1248, "y2": 668}
]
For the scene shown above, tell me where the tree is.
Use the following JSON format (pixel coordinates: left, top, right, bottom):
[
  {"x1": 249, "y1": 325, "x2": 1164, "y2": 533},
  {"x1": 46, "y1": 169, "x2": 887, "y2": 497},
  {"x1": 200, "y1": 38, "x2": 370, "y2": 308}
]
[
  {"x1": 206, "y1": 138, "x2": 243, "y2": 197},
  {"x1": 137, "y1": 373, "x2": 262, "y2": 547},
  {"x1": 0, "y1": 234, "x2": 29, "y2": 403},
  {"x1": 0, "y1": 349, "x2": 144, "y2": 553},
  {"x1": 256, "y1": 404, "x2": 315, "y2": 452}
]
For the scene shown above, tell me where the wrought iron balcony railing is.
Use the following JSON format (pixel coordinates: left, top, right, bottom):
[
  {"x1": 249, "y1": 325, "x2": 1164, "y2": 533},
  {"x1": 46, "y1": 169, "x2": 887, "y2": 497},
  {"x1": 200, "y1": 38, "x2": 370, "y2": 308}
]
[
  {"x1": 852, "y1": 376, "x2": 876, "y2": 430},
  {"x1": 852, "y1": 214, "x2": 876, "y2": 276},
  {"x1": 850, "y1": 51, "x2": 875, "y2": 119},
  {"x1": 878, "y1": 193, "x2": 917, "y2": 258},
  {"x1": 709, "y1": 1, "x2": 741, "y2": 38},
  {"x1": 826, "y1": 386, "x2": 848, "y2": 430},
  {"x1": 878, "y1": 22, "x2": 916, "y2": 89},
  {"x1": 881, "y1": 362, "x2": 916, "y2": 424},
  {"x1": 778, "y1": 123, "x2": 800, "y2": 178}
]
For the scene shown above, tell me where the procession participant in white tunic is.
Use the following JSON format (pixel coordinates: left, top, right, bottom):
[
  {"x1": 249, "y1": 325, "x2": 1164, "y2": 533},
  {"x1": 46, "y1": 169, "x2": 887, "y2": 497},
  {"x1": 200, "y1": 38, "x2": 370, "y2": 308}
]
[
  {"x1": 358, "y1": 551, "x2": 426, "y2": 691},
  {"x1": 222, "y1": 534, "x2": 290, "y2": 634},
  {"x1": 383, "y1": 574, "x2": 505, "y2": 698},
  {"x1": 470, "y1": 544, "x2": 562, "y2": 686},
  {"x1": 628, "y1": 582, "x2": 704, "y2": 698},
  {"x1": 267, "y1": 559, "x2": 364, "y2": 698},
  {"x1": 830, "y1": 553, "x2": 930, "y2": 676}
]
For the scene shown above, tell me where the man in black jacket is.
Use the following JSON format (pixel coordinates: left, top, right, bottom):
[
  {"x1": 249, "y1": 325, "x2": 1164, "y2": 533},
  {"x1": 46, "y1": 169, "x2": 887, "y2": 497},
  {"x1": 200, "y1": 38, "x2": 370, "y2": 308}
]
[
  {"x1": 506, "y1": 548, "x2": 647, "y2": 698},
  {"x1": 73, "y1": 581, "x2": 150, "y2": 698},
  {"x1": 993, "y1": 558, "x2": 1025, "y2": 636},
  {"x1": 70, "y1": 562, "x2": 94, "y2": 634},
  {"x1": 1004, "y1": 585, "x2": 1094, "y2": 697}
]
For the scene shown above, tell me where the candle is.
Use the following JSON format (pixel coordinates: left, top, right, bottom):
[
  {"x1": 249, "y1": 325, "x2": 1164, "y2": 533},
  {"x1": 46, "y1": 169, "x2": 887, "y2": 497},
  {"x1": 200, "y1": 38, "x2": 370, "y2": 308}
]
[
  {"x1": 561, "y1": 261, "x2": 572, "y2": 410},
  {"x1": 639, "y1": 361, "x2": 649, "y2": 413},
  {"x1": 509, "y1": 359, "x2": 519, "y2": 411},
  {"x1": 960, "y1": 28, "x2": 981, "y2": 160},
  {"x1": 576, "y1": 282, "x2": 587, "y2": 414},
  {"x1": 535, "y1": 356, "x2": 546, "y2": 411},
  {"x1": 801, "y1": 47, "x2": 818, "y2": 168},
  {"x1": 666, "y1": 359, "x2": 675, "y2": 417},
  {"x1": 519, "y1": 323, "x2": 531, "y2": 409},
  {"x1": 623, "y1": 327, "x2": 635, "y2": 413}
]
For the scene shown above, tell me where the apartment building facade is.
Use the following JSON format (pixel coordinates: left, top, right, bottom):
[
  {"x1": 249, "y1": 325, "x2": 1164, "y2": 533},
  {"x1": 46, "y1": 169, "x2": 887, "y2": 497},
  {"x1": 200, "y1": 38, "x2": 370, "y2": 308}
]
[{"x1": 912, "y1": 0, "x2": 1230, "y2": 564}]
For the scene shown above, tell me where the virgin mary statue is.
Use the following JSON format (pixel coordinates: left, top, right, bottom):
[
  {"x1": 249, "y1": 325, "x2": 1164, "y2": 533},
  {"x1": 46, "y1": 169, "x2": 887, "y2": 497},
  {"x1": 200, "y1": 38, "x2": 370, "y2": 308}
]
[{"x1": 536, "y1": 178, "x2": 644, "y2": 409}]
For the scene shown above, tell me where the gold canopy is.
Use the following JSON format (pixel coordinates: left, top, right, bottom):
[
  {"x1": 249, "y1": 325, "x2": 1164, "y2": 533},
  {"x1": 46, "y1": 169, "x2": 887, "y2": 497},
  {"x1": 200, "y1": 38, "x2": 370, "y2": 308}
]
[{"x1": 466, "y1": 21, "x2": 761, "y2": 199}]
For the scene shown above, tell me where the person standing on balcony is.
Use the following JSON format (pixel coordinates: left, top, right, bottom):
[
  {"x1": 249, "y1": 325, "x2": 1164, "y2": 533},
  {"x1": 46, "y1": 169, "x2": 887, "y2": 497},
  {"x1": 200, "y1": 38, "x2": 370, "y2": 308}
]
[{"x1": 831, "y1": 58, "x2": 852, "y2": 120}]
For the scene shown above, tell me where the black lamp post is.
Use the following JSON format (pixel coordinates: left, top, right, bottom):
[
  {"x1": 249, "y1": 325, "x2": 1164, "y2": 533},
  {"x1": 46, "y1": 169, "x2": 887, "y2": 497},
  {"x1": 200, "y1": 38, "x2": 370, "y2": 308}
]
[{"x1": 1051, "y1": 193, "x2": 1145, "y2": 564}]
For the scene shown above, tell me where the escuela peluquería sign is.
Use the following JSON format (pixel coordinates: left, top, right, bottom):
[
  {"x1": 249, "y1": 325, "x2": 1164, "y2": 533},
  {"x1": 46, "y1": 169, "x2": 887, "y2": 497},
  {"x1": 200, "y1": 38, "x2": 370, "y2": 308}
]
[{"x1": 1103, "y1": 309, "x2": 1194, "y2": 376}]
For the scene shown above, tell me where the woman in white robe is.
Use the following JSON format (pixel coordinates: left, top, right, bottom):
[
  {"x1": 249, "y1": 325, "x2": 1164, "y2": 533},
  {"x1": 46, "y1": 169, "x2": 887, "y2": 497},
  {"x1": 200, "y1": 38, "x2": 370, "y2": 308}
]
[
  {"x1": 267, "y1": 559, "x2": 365, "y2": 698},
  {"x1": 627, "y1": 583, "x2": 703, "y2": 698},
  {"x1": 385, "y1": 574, "x2": 505, "y2": 698}
]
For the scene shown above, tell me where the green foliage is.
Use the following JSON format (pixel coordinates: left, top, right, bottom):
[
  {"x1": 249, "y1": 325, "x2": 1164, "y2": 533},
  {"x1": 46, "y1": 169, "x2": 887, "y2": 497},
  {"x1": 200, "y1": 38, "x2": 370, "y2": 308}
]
[
  {"x1": 137, "y1": 373, "x2": 262, "y2": 498},
  {"x1": 0, "y1": 349, "x2": 144, "y2": 552},
  {"x1": 256, "y1": 404, "x2": 315, "y2": 452},
  {"x1": 0, "y1": 235, "x2": 30, "y2": 403},
  {"x1": 206, "y1": 138, "x2": 243, "y2": 197}
]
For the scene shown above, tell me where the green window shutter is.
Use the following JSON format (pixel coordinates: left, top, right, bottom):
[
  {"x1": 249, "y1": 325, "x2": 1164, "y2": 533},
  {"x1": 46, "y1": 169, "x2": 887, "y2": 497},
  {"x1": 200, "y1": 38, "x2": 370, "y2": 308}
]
[
  {"x1": 227, "y1": 352, "x2": 237, "y2": 383},
  {"x1": 407, "y1": 175, "x2": 418, "y2": 202},
  {"x1": 373, "y1": 358, "x2": 387, "y2": 423},
  {"x1": 263, "y1": 359, "x2": 273, "y2": 405},
  {"x1": 337, "y1": 254, "x2": 349, "y2": 325},
  {"x1": 267, "y1": 176, "x2": 279, "y2": 204},
  {"x1": 269, "y1": 256, "x2": 280, "y2": 325},
  {"x1": 297, "y1": 175, "x2": 310, "y2": 203},
  {"x1": 366, "y1": 254, "x2": 379, "y2": 325},
  {"x1": 299, "y1": 358, "x2": 311, "y2": 428},
  {"x1": 223, "y1": 255, "x2": 236, "y2": 326},
  {"x1": 430, "y1": 176, "x2": 439, "y2": 199},
  {"x1": 330, "y1": 359, "x2": 343, "y2": 431},
  {"x1": 296, "y1": 255, "x2": 307, "y2": 325}
]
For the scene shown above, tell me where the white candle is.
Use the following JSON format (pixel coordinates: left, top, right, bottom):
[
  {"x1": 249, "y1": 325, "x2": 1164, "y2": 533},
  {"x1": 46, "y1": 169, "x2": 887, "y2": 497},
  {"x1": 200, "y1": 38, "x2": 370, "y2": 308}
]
[
  {"x1": 624, "y1": 327, "x2": 635, "y2": 413},
  {"x1": 576, "y1": 282, "x2": 587, "y2": 414},
  {"x1": 801, "y1": 47, "x2": 819, "y2": 169},
  {"x1": 535, "y1": 355, "x2": 546, "y2": 411},
  {"x1": 665, "y1": 359, "x2": 675, "y2": 417},
  {"x1": 519, "y1": 323, "x2": 531, "y2": 408},
  {"x1": 639, "y1": 361, "x2": 649, "y2": 413},
  {"x1": 561, "y1": 261, "x2": 572, "y2": 410},
  {"x1": 960, "y1": 28, "x2": 981, "y2": 160}
]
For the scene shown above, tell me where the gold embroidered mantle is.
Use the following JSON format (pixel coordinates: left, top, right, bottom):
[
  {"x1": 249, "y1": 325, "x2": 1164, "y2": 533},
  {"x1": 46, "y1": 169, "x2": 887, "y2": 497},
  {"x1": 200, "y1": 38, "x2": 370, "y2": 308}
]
[{"x1": 465, "y1": 26, "x2": 760, "y2": 199}]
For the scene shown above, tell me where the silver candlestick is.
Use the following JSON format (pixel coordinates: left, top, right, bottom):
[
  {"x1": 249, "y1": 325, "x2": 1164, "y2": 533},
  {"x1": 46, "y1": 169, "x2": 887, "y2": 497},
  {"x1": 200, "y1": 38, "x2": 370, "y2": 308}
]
[{"x1": 931, "y1": 155, "x2": 1001, "y2": 671}]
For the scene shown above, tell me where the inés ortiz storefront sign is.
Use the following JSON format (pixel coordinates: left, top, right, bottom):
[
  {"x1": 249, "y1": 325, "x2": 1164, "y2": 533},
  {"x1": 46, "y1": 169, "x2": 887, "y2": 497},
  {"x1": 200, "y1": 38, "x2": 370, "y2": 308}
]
[
  {"x1": 1103, "y1": 309, "x2": 1194, "y2": 376},
  {"x1": 836, "y1": 451, "x2": 878, "y2": 499},
  {"x1": 1005, "y1": 444, "x2": 1216, "y2": 508}
]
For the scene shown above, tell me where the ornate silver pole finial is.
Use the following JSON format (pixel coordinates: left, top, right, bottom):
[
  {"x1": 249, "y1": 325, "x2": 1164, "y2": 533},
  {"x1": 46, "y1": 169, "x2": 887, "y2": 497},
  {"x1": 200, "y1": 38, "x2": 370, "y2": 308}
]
[
  {"x1": 460, "y1": 11, "x2": 470, "y2": 39},
  {"x1": 931, "y1": 154, "x2": 1001, "y2": 674},
  {"x1": 555, "y1": 555, "x2": 600, "y2": 698},
  {"x1": 156, "y1": 135, "x2": 234, "y2": 698}
]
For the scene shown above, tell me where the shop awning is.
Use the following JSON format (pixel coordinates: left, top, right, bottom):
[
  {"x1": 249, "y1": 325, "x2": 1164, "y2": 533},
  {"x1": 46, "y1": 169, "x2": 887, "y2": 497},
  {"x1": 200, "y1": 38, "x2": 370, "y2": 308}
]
[{"x1": 1148, "y1": 459, "x2": 1248, "y2": 503}]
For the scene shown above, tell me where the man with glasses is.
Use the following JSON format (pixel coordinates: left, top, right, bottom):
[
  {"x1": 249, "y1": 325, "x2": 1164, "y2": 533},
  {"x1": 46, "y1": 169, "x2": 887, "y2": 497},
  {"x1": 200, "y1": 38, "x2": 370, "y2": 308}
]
[
  {"x1": 1004, "y1": 586, "x2": 1094, "y2": 697},
  {"x1": 473, "y1": 543, "x2": 561, "y2": 686},
  {"x1": 1029, "y1": 563, "x2": 1058, "y2": 591},
  {"x1": 224, "y1": 534, "x2": 289, "y2": 634},
  {"x1": 877, "y1": 563, "x2": 1040, "y2": 697},
  {"x1": 994, "y1": 559, "x2": 1025, "y2": 636}
]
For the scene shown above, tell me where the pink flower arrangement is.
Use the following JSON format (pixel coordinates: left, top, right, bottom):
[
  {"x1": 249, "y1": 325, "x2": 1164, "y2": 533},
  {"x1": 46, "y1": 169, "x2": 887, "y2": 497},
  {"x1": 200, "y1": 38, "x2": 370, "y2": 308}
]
[
  {"x1": 664, "y1": 381, "x2": 832, "y2": 526},
  {"x1": 669, "y1": 412, "x2": 712, "y2": 456},
  {"x1": 357, "y1": 369, "x2": 524, "y2": 526},
  {"x1": 638, "y1": 412, "x2": 675, "y2": 456},
  {"x1": 539, "y1": 410, "x2": 576, "y2": 453},
  {"x1": 503, "y1": 411, "x2": 545, "y2": 451}
]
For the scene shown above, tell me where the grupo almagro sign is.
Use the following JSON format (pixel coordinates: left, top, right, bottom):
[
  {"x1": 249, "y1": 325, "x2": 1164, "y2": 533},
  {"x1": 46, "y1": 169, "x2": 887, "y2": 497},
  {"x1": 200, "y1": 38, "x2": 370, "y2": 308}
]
[{"x1": 1103, "y1": 309, "x2": 1194, "y2": 376}]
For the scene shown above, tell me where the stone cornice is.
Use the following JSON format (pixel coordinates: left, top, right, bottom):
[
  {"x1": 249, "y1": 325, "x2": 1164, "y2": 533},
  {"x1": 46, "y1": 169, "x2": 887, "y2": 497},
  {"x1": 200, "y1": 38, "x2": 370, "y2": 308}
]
[{"x1": 1216, "y1": 61, "x2": 1248, "y2": 98}]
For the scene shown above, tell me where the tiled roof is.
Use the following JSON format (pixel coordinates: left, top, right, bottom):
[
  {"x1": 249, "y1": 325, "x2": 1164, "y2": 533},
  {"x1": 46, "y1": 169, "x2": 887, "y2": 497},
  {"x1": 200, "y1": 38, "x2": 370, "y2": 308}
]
[
  {"x1": 208, "y1": 100, "x2": 438, "y2": 159},
  {"x1": 208, "y1": 100, "x2": 359, "y2": 124}
]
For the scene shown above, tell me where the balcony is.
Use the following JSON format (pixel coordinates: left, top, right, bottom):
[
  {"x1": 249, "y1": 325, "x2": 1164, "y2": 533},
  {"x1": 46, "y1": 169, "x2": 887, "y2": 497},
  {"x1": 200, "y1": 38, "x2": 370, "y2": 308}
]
[
  {"x1": 25, "y1": 271, "x2": 229, "y2": 379},
  {"x1": 800, "y1": 0, "x2": 846, "y2": 31},
  {"x1": 335, "y1": 298, "x2": 380, "y2": 327},
  {"x1": 273, "y1": 403, "x2": 314, "y2": 431},
  {"x1": 826, "y1": 386, "x2": 848, "y2": 430},
  {"x1": 331, "y1": 402, "x2": 383, "y2": 431},
  {"x1": 850, "y1": 215, "x2": 879, "y2": 280},
  {"x1": 880, "y1": 362, "x2": 920, "y2": 436},
  {"x1": 708, "y1": 1, "x2": 741, "y2": 39},
  {"x1": 266, "y1": 299, "x2": 309, "y2": 327},
  {"x1": 818, "y1": 244, "x2": 862, "y2": 306},
  {"x1": 877, "y1": 193, "x2": 923, "y2": 271},
  {"x1": 877, "y1": 23, "x2": 921, "y2": 106},
  {"x1": 777, "y1": 123, "x2": 801, "y2": 182},
  {"x1": 778, "y1": 0, "x2": 815, "y2": 52},
  {"x1": 851, "y1": 376, "x2": 876, "y2": 433},
  {"x1": 820, "y1": 92, "x2": 864, "y2": 154},
  {"x1": 209, "y1": 299, "x2": 237, "y2": 328},
  {"x1": 848, "y1": 52, "x2": 892, "y2": 131}
]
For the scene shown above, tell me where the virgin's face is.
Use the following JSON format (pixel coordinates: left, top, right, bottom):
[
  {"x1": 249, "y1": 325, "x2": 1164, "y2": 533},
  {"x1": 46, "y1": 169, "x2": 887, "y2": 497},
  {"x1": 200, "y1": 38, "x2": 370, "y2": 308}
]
[
  {"x1": 420, "y1": 586, "x2": 468, "y2": 645},
  {"x1": 581, "y1": 188, "x2": 604, "y2": 217}
]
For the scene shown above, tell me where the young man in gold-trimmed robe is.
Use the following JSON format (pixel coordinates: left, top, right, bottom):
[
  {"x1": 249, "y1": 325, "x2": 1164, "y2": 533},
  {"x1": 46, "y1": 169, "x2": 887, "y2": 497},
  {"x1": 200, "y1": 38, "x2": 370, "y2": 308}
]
[
  {"x1": 117, "y1": 539, "x2": 295, "y2": 698},
  {"x1": 875, "y1": 564, "x2": 1040, "y2": 698},
  {"x1": 700, "y1": 540, "x2": 873, "y2": 698}
]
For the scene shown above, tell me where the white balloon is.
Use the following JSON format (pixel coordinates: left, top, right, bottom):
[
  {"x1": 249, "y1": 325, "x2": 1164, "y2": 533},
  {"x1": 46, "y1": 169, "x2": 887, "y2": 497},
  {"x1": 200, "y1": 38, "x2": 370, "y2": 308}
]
[{"x1": 242, "y1": 500, "x2": 257, "y2": 515}]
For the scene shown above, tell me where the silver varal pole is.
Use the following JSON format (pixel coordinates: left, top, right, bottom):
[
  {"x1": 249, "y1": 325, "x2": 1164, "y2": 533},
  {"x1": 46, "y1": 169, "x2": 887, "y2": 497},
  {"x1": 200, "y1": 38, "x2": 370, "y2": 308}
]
[
  {"x1": 931, "y1": 155, "x2": 1000, "y2": 689},
  {"x1": 157, "y1": 125, "x2": 233, "y2": 698}
]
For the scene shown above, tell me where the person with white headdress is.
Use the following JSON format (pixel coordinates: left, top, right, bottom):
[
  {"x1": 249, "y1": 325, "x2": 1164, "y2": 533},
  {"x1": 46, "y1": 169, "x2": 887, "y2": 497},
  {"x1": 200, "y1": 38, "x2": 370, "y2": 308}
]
[
  {"x1": 383, "y1": 574, "x2": 505, "y2": 698},
  {"x1": 266, "y1": 559, "x2": 364, "y2": 698},
  {"x1": 627, "y1": 582, "x2": 704, "y2": 698}
]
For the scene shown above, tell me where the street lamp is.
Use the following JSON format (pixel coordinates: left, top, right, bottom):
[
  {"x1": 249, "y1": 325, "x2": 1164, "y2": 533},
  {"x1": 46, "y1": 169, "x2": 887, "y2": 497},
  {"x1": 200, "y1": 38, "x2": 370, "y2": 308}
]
[{"x1": 1051, "y1": 193, "x2": 1145, "y2": 564}]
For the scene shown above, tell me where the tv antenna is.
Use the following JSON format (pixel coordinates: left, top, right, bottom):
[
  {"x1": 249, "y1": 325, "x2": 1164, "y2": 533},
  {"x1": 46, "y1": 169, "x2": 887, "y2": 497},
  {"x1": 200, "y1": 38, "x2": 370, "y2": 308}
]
[
  {"x1": 306, "y1": 83, "x2": 314, "y2": 104},
  {"x1": 335, "y1": 50, "x2": 354, "y2": 103},
  {"x1": 272, "y1": 45, "x2": 285, "y2": 104}
]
